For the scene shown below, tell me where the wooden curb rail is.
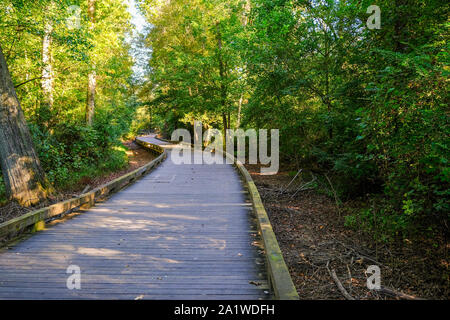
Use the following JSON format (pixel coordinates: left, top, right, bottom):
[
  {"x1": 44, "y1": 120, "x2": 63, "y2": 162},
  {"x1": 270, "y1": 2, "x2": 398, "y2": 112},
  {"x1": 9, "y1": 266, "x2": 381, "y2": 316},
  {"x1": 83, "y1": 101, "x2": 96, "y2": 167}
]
[
  {"x1": 220, "y1": 151, "x2": 299, "y2": 300},
  {"x1": 167, "y1": 139, "x2": 299, "y2": 300},
  {"x1": 0, "y1": 140, "x2": 166, "y2": 240}
]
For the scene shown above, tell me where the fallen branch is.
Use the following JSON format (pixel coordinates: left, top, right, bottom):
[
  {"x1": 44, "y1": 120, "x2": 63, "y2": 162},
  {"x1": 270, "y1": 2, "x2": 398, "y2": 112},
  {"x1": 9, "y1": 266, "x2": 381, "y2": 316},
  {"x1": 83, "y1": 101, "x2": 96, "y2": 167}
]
[
  {"x1": 290, "y1": 175, "x2": 317, "y2": 198},
  {"x1": 280, "y1": 169, "x2": 302, "y2": 194},
  {"x1": 327, "y1": 261, "x2": 355, "y2": 300},
  {"x1": 378, "y1": 287, "x2": 424, "y2": 300}
]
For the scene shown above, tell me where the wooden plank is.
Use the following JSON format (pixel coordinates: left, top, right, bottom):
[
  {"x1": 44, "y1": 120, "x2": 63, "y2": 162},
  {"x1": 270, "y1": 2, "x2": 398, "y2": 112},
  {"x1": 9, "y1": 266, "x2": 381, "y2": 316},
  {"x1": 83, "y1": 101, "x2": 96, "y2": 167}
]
[
  {"x1": 0, "y1": 287, "x2": 267, "y2": 295},
  {"x1": 0, "y1": 293, "x2": 270, "y2": 300},
  {"x1": 0, "y1": 134, "x2": 271, "y2": 300}
]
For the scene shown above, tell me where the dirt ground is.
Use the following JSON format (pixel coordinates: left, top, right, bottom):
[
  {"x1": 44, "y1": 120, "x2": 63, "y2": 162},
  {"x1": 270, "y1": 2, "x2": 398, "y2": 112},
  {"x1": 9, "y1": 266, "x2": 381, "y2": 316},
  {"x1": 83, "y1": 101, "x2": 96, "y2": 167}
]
[
  {"x1": 0, "y1": 140, "x2": 156, "y2": 224},
  {"x1": 245, "y1": 164, "x2": 449, "y2": 300}
]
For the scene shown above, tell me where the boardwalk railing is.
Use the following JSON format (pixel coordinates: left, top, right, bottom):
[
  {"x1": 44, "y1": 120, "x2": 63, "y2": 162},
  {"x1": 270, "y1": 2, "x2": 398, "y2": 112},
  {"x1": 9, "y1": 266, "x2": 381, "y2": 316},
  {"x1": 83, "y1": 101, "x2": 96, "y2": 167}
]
[{"x1": 0, "y1": 141, "x2": 166, "y2": 241}]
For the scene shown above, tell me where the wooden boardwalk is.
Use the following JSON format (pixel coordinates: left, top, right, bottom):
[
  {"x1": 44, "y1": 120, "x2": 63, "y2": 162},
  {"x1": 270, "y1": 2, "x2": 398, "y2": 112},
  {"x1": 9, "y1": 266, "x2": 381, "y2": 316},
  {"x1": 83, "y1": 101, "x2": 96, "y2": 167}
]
[{"x1": 0, "y1": 135, "x2": 270, "y2": 299}]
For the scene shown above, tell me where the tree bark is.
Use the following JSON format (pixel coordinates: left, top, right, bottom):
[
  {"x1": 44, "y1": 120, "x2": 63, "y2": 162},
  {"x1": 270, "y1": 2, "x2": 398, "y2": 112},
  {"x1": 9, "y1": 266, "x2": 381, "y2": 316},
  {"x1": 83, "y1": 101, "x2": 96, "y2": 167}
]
[
  {"x1": 0, "y1": 45, "x2": 51, "y2": 206},
  {"x1": 86, "y1": 0, "x2": 96, "y2": 125},
  {"x1": 41, "y1": 8, "x2": 54, "y2": 111},
  {"x1": 324, "y1": 27, "x2": 333, "y2": 139},
  {"x1": 236, "y1": 93, "x2": 243, "y2": 128},
  {"x1": 216, "y1": 22, "x2": 228, "y2": 133},
  {"x1": 242, "y1": 0, "x2": 251, "y2": 26}
]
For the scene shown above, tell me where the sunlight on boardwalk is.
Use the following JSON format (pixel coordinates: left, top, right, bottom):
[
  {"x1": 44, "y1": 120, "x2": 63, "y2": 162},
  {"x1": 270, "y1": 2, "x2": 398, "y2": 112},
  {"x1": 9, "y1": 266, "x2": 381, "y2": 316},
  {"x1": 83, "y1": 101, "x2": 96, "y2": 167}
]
[{"x1": 0, "y1": 135, "x2": 270, "y2": 300}]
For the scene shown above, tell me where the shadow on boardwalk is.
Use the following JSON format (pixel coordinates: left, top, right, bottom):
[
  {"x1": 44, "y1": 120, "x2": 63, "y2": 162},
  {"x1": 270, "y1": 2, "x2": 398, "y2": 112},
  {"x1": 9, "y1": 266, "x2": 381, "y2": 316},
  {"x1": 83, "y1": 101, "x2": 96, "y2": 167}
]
[{"x1": 0, "y1": 135, "x2": 271, "y2": 300}]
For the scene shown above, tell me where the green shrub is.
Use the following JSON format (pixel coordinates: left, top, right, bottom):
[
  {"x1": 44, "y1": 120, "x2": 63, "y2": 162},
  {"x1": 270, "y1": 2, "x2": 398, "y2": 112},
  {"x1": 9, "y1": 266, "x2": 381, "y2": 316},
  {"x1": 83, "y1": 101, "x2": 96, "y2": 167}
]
[{"x1": 28, "y1": 119, "x2": 129, "y2": 190}]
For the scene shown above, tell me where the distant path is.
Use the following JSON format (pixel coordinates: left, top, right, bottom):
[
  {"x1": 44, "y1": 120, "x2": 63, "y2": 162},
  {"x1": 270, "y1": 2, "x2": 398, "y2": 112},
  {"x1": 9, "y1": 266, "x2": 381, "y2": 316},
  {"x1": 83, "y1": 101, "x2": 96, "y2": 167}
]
[{"x1": 0, "y1": 134, "x2": 269, "y2": 299}]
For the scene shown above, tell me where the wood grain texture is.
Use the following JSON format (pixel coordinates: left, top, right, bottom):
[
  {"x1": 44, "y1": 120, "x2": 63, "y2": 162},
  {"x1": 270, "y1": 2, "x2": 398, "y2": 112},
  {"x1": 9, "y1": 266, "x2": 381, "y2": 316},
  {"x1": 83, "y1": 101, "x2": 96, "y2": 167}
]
[{"x1": 0, "y1": 135, "x2": 270, "y2": 300}]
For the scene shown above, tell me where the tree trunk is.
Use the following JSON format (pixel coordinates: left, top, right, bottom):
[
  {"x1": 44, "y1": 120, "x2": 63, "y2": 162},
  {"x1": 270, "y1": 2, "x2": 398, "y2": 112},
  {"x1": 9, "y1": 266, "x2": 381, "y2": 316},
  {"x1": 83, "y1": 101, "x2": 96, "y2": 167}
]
[
  {"x1": 237, "y1": 1, "x2": 250, "y2": 129},
  {"x1": 236, "y1": 93, "x2": 243, "y2": 128},
  {"x1": 86, "y1": 0, "x2": 96, "y2": 125},
  {"x1": 242, "y1": 0, "x2": 251, "y2": 26},
  {"x1": 222, "y1": 112, "x2": 228, "y2": 133},
  {"x1": 324, "y1": 29, "x2": 332, "y2": 140},
  {"x1": 41, "y1": 10, "x2": 54, "y2": 111},
  {"x1": 216, "y1": 22, "x2": 228, "y2": 133},
  {"x1": 0, "y1": 45, "x2": 51, "y2": 206}
]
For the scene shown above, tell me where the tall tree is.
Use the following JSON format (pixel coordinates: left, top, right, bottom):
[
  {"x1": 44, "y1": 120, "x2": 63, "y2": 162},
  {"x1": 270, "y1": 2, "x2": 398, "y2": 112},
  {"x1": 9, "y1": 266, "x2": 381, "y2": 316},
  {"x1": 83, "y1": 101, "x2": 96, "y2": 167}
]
[
  {"x1": 216, "y1": 21, "x2": 229, "y2": 132},
  {"x1": 141, "y1": 0, "x2": 245, "y2": 133},
  {"x1": 86, "y1": 0, "x2": 96, "y2": 125},
  {"x1": 0, "y1": 45, "x2": 51, "y2": 206},
  {"x1": 41, "y1": 1, "x2": 54, "y2": 113}
]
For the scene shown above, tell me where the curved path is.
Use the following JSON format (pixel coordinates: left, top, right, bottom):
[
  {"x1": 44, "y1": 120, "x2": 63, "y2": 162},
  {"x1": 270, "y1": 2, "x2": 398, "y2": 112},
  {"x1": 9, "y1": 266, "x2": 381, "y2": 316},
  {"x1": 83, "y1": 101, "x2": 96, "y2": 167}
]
[{"x1": 0, "y1": 135, "x2": 270, "y2": 299}]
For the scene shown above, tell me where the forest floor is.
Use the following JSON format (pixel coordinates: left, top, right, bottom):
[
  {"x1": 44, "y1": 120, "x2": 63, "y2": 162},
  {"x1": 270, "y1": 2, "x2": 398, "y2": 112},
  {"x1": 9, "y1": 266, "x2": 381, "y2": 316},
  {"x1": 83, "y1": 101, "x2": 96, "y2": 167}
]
[
  {"x1": 245, "y1": 164, "x2": 449, "y2": 300},
  {"x1": 0, "y1": 140, "x2": 156, "y2": 224}
]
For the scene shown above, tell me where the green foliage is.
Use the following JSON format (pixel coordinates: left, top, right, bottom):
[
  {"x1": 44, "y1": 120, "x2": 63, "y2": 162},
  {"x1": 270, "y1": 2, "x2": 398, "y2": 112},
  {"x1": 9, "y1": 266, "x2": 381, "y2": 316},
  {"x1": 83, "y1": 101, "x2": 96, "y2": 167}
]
[
  {"x1": 139, "y1": 0, "x2": 247, "y2": 133},
  {"x1": 354, "y1": 3, "x2": 450, "y2": 238},
  {"x1": 28, "y1": 121, "x2": 128, "y2": 189},
  {"x1": 141, "y1": 0, "x2": 449, "y2": 240},
  {"x1": 241, "y1": 0, "x2": 449, "y2": 239},
  {"x1": 0, "y1": 0, "x2": 142, "y2": 194},
  {"x1": 3, "y1": 0, "x2": 445, "y2": 242}
]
